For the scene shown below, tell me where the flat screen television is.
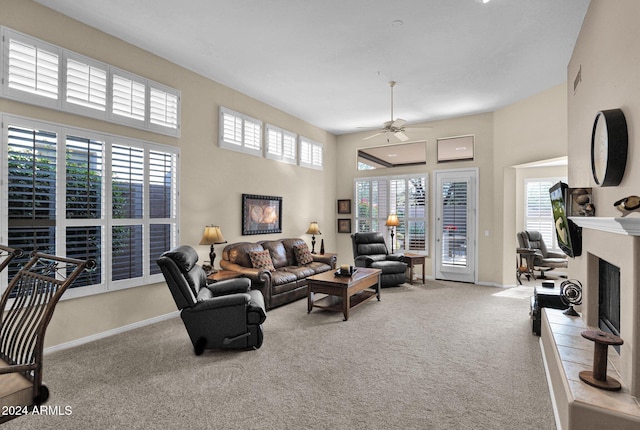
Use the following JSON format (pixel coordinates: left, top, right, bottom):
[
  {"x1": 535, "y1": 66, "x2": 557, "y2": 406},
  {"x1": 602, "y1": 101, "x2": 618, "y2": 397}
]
[{"x1": 549, "y1": 181, "x2": 582, "y2": 258}]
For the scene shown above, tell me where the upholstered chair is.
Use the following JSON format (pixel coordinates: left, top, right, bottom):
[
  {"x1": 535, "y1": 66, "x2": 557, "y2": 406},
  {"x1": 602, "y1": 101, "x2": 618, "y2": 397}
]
[
  {"x1": 351, "y1": 232, "x2": 407, "y2": 287},
  {"x1": 157, "y1": 245, "x2": 266, "y2": 355},
  {"x1": 517, "y1": 230, "x2": 568, "y2": 279}
]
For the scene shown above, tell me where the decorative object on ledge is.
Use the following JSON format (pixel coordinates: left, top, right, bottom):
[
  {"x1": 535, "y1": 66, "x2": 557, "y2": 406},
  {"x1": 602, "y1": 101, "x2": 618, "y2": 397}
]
[
  {"x1": 242, "y1": 194, "x2": 282, "y2": 235},
  {"x1": 337, "y1": 199, "x2": 351, "y2": 214},
  {"x1": 306, "y1": 221, "x2": 321, "y2": 253},
  {"x1": 337, "y1": 219, "x2": 351, "y2": 234},
  {"x1": 591, "y1": 109, "x2": 628, "y2": 187},
  {"x1": 559, "y1": 279, "x2": 582, "y2": 316},
  {"x1": 579, "y1": 329, "x2": 624, "y2": 391},
  {"x1": 614, "y1": 195, "x2": 640, "y2": 217},
  {"x1": 385, "y1": 214, "x2": 400, "y2": 253},
  {"x1": 320, "y1": 238, "x2": 325, "y2": 255},
  {"x1": 568, "y1": 188, "x2": 595, "y2": 216},
  {"x1": 199, "y1": 225, "x2": 227, "y2": 273}
]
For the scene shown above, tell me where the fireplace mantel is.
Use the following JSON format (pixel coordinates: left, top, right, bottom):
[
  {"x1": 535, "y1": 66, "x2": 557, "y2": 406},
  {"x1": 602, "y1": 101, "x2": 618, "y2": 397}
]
[{"x1": 569, "y1": 216, "x2": 640, "y2": 236}]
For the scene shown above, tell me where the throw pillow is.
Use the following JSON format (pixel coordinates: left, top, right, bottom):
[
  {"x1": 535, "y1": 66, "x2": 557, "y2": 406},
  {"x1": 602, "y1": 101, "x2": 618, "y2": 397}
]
[
  {"x1": 293, "y1": 243, "x2": 313, "y2": 265},
  {"x1": 249, "y1": 250, "x2": 275, "y2": 272}
]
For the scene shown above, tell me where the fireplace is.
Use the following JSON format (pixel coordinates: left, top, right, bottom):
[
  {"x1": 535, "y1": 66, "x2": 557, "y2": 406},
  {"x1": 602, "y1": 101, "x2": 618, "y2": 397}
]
[{"x1": 598, "y1": 258, "x2": 620, "y2": 340}]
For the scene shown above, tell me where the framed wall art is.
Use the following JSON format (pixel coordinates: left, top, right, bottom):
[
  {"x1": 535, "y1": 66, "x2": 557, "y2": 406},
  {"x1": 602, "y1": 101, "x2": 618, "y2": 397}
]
[
  {"x1": 337, "y1": 199, "x2": 351, "y2": 214},
  {"x1": 337, "y1": 218, "x2": 352, "y2": 234},
  {"x1": 242, "y1": 194, "x2": 282, "y2": 235}
]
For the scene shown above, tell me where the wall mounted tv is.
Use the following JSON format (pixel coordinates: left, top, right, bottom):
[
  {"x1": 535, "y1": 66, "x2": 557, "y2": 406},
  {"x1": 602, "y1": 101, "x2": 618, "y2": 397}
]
[{"x1": 549, "y1": 181, "x2": 582, "y2": 257}]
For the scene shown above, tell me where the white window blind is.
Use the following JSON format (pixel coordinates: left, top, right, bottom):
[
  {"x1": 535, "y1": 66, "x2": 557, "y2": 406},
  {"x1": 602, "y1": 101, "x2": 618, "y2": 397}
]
[
  {"x1": 266, "y1": 124, "x2": 297, "y2": 164},
  {"x1": 299, "y1": 137, "x2": 323, "y2": 170},
  {"x1": 7, "y1": 35, "x2": 59, "y2": 100},
  {"x1": 1, "y1": 114, "x2": 179, "y2": 299},
  {"x1": 65, "y1": 57, "x2": 107, "y2": 111},
  {"x1": 1, "y1": 26, "x2": 181, "y2": 137},
  {"x1": 355, "y1": 175, "x2": 428, "y2": 253},
  {"x1": 150, "y1": 86, "x2": 179, "y2": 130},
  {"x1": 525, "y1": 179, "x2": 560, "y2": 250},
  {"x1": 219, "y1": 107, "x2": 262, "y2": 156},
  {"x1": 112, "y1": 72, "x2": 146, "y2": 122}
]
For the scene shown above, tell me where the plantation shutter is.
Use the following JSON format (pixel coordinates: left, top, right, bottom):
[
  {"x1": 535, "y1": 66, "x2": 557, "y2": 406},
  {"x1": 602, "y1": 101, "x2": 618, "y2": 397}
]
[
  {"x1": 111, "y1": 144, "x2": 144, "y2": 281},
  {"x1": 525, "y1": 179, "x2": 556, "y2": 249},
  {"x1": 66, "y1": 57, "x2": 107, "y2": 111},
  {"x1": 244, "y1": 119, "x2": 262, "y2": 152},
  {"x1": 267, "y1": 127, "x2": 282, "y2": 156},
  {"x1": 7, "y1": 36, "x2": 59, "y2": 100},
  {"x1": 282, "y1": 132, "x2": 297, "y2": 164},
  {"x1": 222, "y1": 111, "x2": 242, "y2": 147},
  {"x1": 150, "y1": 87, "x2": 179, "y2": 129},
  {"x1": 6, "y1": 125, "x2": 58, "y2": 280},
  {"x1": 441, "y1": 180, "x2": 468, "y2": 267},
  {"x1": 66, "y1": 135, "x2": 104, "y2": 219},
  {"x1": 112, "y1": 72, "x2": 146, "y2": 121},
  {"x1": 407, "y1": 177, "x2": 427, "y2": 252},
  {"x1": 149, "y1": 150, "x2": 177, "y2": 275}
]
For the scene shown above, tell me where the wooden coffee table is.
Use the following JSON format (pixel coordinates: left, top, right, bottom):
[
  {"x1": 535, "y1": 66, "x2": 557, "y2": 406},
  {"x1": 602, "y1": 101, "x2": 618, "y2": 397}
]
[{"x1": 307, "y1": 267, "x2": 381, "y2": 321}]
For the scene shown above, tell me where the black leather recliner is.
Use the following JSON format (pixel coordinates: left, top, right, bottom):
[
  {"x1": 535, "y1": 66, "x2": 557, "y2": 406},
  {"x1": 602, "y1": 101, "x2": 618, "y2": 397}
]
[
  {"x1": 351, "y1": 232, "x2": 407, "y2": 288},
  {"x1": 157, "y1": 245, "x2": 266, "y2": 355}
]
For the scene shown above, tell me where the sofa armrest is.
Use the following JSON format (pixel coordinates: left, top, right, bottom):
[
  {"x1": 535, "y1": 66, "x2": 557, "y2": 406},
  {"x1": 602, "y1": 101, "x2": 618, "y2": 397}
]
[
  {"x1": 220, "y1": 261, "x2": 271, "y2": 284},
  {"x1": 354, "y1": 255, "x2": 373, "y2": 267},
  {"x1": 190, "y1": 293, "x2": 252, "y2": 310},
  {"x1": 312, "y1": 253, "x2": 337, "y2": 269}
]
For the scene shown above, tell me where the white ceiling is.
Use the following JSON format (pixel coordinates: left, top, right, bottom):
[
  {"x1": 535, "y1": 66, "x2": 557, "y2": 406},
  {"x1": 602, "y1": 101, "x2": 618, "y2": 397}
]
[{"x1": 34, "y1": 0, "x2": 590, "y2": 135}]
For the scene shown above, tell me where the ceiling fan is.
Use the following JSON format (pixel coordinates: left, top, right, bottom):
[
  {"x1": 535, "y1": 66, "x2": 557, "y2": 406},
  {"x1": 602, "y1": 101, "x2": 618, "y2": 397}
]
[{"x1": 362, "y1": 81, "x2": 431, "y2": 142}]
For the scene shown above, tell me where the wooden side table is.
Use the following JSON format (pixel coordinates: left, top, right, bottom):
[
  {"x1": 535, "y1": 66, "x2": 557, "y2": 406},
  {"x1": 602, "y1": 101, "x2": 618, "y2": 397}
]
[
  {"x1": 207, "y1": 270, "x2": 243, "y2": 283},
  {"x1": 402, "y1": 253, "x2": 425, "y2": 285}
]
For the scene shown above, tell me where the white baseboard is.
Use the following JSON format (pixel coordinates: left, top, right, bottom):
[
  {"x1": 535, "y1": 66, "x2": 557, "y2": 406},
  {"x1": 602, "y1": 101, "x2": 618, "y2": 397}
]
[{"x1": 44, "y1": 311, "x2": 180, "y2": 355}]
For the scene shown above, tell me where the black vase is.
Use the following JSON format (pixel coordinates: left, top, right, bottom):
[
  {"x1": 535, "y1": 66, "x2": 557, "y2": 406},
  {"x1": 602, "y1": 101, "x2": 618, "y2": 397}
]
[{"x1": 320, "y1": 239, "x2": 325, "y2": 254}]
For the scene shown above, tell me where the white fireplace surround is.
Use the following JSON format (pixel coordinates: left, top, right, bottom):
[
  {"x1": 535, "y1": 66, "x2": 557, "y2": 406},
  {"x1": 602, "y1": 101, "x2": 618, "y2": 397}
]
[{"x1": 569, "y1": 216, "x2": 640, "y2": 236}]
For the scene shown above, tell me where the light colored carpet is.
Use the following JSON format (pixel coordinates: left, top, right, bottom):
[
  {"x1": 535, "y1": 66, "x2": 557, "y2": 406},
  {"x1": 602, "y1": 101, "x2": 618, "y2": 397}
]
[{"x1": 4, "y1": 281, "x2": 555, "y2": 429}]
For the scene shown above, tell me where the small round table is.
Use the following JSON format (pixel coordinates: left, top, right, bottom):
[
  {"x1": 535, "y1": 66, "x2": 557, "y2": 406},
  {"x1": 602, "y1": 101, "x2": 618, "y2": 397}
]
[{"x1": 579, "y1": 329, "x2": 624, "y2": 391}]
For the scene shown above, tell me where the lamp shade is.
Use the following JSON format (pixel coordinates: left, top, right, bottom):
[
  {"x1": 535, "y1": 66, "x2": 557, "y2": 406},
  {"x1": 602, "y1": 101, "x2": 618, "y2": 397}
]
[
  {"x1": 385, "y1": 214, "x2": 400, "y2": 227},
  {"x1": 199, "y1": 225, "x2": 227, "y2": 245},
  {"x1": 306, "y1": 221, "x2": 321, "y2": 235}
]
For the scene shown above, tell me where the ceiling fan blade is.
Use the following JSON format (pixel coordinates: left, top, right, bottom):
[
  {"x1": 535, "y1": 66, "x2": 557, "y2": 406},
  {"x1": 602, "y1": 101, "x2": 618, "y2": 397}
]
[
  {"x1": 391, "y1": 118, "x2": 406, "y2": 128},
  {"x1": 363, "y1": 131, "x2": 385, "y2": 140},
  {"x1": 404, "y1": 124, "x2": 433, "y2": 130},
  {"x1": 394, "y1": 131, "x2": 410, "y2": 141}
]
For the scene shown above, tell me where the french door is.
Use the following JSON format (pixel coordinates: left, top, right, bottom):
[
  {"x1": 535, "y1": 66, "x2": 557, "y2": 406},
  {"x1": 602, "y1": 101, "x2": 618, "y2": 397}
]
[{"x1": 434, "y1": 169, "x2": 477, "y2": 283}]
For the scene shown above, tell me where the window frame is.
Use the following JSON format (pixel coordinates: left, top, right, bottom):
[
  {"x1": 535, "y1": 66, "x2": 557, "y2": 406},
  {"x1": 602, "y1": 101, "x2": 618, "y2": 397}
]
[
  {"x1": 524, "y1": 177, "x2": 565, "y2": 252},
  {"x1": 218, "y1": 106, "x2": 263, "y2": 157},
  {"x1": 299, "y1": 136, "x2": 323, "y2": 170},
  {"x1": 265, "y1": 123, "x2": 297, "y2": 164},
  {"x1": 354, "y1": 174, "x2": 429, "y2": 255},
  {"x1": 0, "y1": 113, "x2": 180, "y2": 300},
  {"x1": 1, "y1": 26, "x2": 181, "y2": 137}
]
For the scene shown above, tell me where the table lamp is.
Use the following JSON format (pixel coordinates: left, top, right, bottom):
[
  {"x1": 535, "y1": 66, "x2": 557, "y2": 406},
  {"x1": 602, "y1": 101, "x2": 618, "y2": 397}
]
[
  {"x1": 385, "y1": 214, "x2": 400, "y2": 253},
  {"x1": 199, "y1": 225, "x2": 227, "y2": 273},
  {"x1": 305, "y1": 221, "x2": 321, "y2": 254}
]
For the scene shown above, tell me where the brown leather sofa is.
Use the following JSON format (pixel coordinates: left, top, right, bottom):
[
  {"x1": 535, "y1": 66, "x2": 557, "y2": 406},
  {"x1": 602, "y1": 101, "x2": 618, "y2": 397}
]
[{"x1": 220, "y1": 238, "x2": 336, "y2": 310}]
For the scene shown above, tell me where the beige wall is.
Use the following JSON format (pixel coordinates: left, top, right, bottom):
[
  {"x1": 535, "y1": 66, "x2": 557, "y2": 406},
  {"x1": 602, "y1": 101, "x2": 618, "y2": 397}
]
[
  {"x1": 494, "y1": 84, "x2": 569, "y2": 285},
  {"x1": 0, "y1": 0, "x2": 337, "y2": 347},
  {"x1": 567, "y1": 0, "x2": 640, "y2": 397}
]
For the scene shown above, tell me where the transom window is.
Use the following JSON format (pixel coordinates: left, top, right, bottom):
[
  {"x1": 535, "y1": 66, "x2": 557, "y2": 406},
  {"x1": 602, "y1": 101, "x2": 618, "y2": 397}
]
[
  {"x1": 0, "y1": 114, "x2": 179, "y2": 299},
  {"x1": 1, "y1": 26, "x2": 181, "y2": 137}
]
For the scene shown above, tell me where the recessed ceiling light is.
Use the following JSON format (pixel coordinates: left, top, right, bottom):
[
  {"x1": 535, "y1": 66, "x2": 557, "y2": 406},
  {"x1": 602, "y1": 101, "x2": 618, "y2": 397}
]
[{"x1": 475, "y1": 0, "x2": 490, "y2": 4}]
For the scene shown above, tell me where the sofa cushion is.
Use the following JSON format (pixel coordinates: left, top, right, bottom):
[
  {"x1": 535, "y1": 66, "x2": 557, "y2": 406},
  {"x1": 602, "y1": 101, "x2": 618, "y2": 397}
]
[
  {"x1": 249, "y1": 250, "x2": 275, "y2": 272},
  {"x1": 261, "y1": 241, "x2": 288, "y2": 268},
  {"x1": 283, "y1": 265, "x2": 315, "y2": 279},
  {"x1": 270, "y1": 270, "x2": 298, "y2": 286},
  {"x1": 293, "y1": 243, "x2": 313, "y2": 265}
]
